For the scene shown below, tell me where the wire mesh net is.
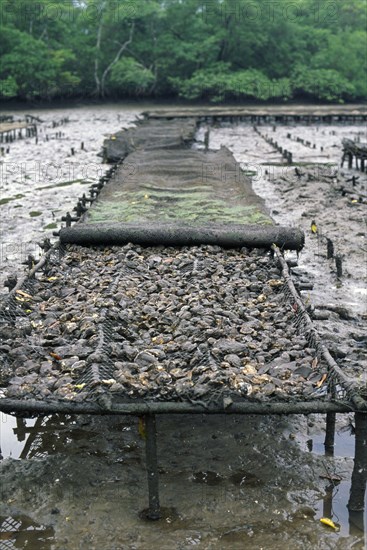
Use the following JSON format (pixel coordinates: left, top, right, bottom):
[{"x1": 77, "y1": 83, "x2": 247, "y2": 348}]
[{"x1": 0, "y1": 242, "x2": 365, "y2": 413}]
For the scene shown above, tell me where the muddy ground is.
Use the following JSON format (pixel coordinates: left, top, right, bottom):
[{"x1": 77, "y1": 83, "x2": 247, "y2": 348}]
[{"x1": 0, "y1": 104, "x2": 366, "y2": 550}]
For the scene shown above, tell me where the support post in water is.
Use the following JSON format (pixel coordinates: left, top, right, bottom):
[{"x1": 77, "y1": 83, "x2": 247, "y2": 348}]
[
  {"x1": 348, "y1": 413, "x2": 367, "y2": 512},
  {"x1": 204, "y1": 128, "x2": 210, "y2": 151},
  {"x1": 145, "y1": 414, "x2": 161, "y2": 520},
  {"x1": 324, "y1": 413, "x2": 336, "y2": 456},
  {"x1": 325, "y1": 375, "x2": 336, "y2": 457}
]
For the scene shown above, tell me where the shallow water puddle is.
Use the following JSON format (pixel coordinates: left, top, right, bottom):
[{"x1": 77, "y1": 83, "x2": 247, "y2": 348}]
[
  {"x1": 0, "y1": 413, "x2": 101, "y2": 460},
  {"x1": 310, "y1": 425, "x2": 355, "y2": 457},
  {"x1": 0, "y1": 515, "x2": 54, "y2": 549},
  {"x1": 314, "y1": 479, "x2": 366, "y2": 539},
  {"x1": 0, "y1": 413, "x2": 36, "y2": 459},
  {"x1": 0, "y1": 410, "x2": 366, "y2": 548},
  {"x1": 308, "y1": 428, "x2": 366, "y2": 540}
]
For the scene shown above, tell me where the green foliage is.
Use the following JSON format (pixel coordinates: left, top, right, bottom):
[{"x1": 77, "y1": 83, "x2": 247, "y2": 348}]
[
  {"x1": 292, "y1": 67, "x2": 356, "y2": 102},
  {"x1": 0, "y1": 0, "x2": 365, "y2": 102},
  {"x1": 0, "y1": 76, "x2": 18, "y2": 98},
  {"x1": 109, "y1": 58, "x2": 155, "y2": 96},
  {"x1": 171, "y1": 67, "x2": 292, "y2": 102},
  {"x1": 0, "y1": 28, "x2": 80, "y2": 99}
]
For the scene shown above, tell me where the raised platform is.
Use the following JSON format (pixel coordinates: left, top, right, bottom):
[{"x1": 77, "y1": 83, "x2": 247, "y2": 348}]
[
  {"x1": 143, "y1": 104, "x2": 367, "y2": 123},
  {"x1": 0, "y1": 121, "x2": 37, "y2": 142},
  {"x1": 0, "y1": 112, "x2": 366, "y2": 520}
]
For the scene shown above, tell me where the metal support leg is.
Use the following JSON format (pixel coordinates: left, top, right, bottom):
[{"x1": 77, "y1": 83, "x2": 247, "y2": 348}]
[
  {"x1": 322, "y1": 484, "x2": 333, "y2": 519},
  {"x1": 348, "y1": 413, "x2": 367, "y2": 512},
  {"x1": 324, "y1": 413, "x2": 336, "y2": 457},
  {"x1": 145, "y1": 414, "x2": 160, "y2": 520}
]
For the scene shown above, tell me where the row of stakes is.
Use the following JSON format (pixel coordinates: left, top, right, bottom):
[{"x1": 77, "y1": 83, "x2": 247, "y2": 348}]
[
  {"x1": 0, "y1": 125, "x2": 37, "y2": 144},
  {"x1": 1, "y1": 136, "x2": 83, "y2": 152},
  {"x1": 51, "y1": 118, "x2": 69, "y2": 128},
  {"x1": 255, "y1": 126, "x2": 345, "y2": 280},
  {"x1": 318, "y1": 235, "x2": 343, "y2": 279},
  {"x1": 286, "y1": 133, "x2": 323, "y2": 151},
  {"x1": 55, "y1": 162, "x2": 121, "y2": 232},
  {"x1": 1, "y1": 134, "x2": 84, "y2": 153},
  {"x1": 0, "y1": 117, "x2": 70, "y2": 152},
  {"x1": 253, "y1": 126, "x2": 293, "y2": 164},
  {"x1": 256, "y1": 126, "x2": 365, "y2": 199},
  {"x1": 286, "y1": 130, "x2": 366, "y2": 165}
]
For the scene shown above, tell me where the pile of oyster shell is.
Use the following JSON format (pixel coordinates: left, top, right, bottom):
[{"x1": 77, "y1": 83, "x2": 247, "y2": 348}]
[{"x1": 1, "y1": 244, "x2": 324, "y2": 403}]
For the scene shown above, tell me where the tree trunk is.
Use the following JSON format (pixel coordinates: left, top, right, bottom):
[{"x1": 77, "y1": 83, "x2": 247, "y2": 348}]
[
  {"x1": 100, "y1": 21, "x2": 135, "y2": 98},
  {"x1": 94, "y1": 14, "x2": 104, "y2": 97}
]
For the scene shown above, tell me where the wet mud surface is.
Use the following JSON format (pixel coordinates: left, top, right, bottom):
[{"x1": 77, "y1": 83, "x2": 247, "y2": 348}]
[
  {"x1": 0, "y1": 413, "x2": 365, "y2": 550},
  {"x1": 0, "y1": 105, "x2": 366, "y2": 549},
  {"x1": 0, "y1": 104, "x2": 140, "y2": 291}
]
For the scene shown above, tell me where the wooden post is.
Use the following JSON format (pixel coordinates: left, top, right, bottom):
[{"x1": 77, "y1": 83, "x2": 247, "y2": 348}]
[
  {"x1": 326, "y1": 238, "x2": 334, "y2": 259},
  {"x1": 348, "y1": 413, "x2": 367, "y2": 512},
  {"x1": 324, "y1": 413, "x2": 336, "y2": 456},
  {"x1": 204, "y1": 129, "x2": 210, "y2": 151},
  {"x1": 325, "y1": 373, "x2": 336, "y2": 456},
  {"x1": 335, "y1": 255, "x2": 343, "y2": 278}
]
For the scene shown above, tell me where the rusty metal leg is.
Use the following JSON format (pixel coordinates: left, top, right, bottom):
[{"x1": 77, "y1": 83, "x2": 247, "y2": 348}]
[
  {"x1": 145, "y1": 414, "x2": 160, "y2": 520},
  {"x1": 324, "y1": 413, "x2": 336, "y2": 457},
  {"x1": 348, "y1": 413, "x2": 367, "y2": 512}
]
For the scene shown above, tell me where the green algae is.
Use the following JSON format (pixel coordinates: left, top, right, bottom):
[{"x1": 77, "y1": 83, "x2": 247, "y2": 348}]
[
  {"x1": 0, "y1": 194, "x2": 25, "y2": 206},
  {"x1": 36, "y1": 179, "x2": 91, "y2": 190},
  {"x1": 43, "y1": 222, "x2": 58, "y2": 230},
  {"x1": 86, "y1": 189, "x2": 272, "y2": 226}
]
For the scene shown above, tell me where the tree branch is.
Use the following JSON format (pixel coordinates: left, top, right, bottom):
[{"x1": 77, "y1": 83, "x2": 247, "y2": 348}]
[
  {"x1": 94, "y1": 1, "x2": 107, "y2": 97},
  {"x1": 100, "y1": 21, "x2": 135, "y2": 97}
]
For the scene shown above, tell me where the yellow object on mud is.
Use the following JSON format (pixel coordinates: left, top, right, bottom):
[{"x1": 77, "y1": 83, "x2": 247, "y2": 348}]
[
  {"x1": 320, "y1": 517, "x2": 339, "y2": 531},
  {"x1": 311, "y1": 220, "x2": 318, "y2": 234}
]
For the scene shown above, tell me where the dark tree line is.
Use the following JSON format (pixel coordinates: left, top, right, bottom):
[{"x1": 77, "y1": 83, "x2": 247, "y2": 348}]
[{"x1": 0, "y1": 0, "x2": 366, "y2": 103}]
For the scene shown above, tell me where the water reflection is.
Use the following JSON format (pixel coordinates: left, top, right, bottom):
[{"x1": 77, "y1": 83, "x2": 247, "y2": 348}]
[
  {"x1": 0, "y1": 410, "x2": 366, "y2": 547},
  {"x1": 310, "y1": 414, "x2": 366, "y2": 545},
  {"x1": 14, "y1": 416, "x2": 70, "y2": 460},
  {"x1": 0, "y1": 515, "x2": 54, "y2": 549}
]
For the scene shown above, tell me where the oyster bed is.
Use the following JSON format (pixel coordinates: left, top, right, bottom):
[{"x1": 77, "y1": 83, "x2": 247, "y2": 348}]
[{"x1": 0, "y1": 244, "x2": 326, "y2": 404}]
